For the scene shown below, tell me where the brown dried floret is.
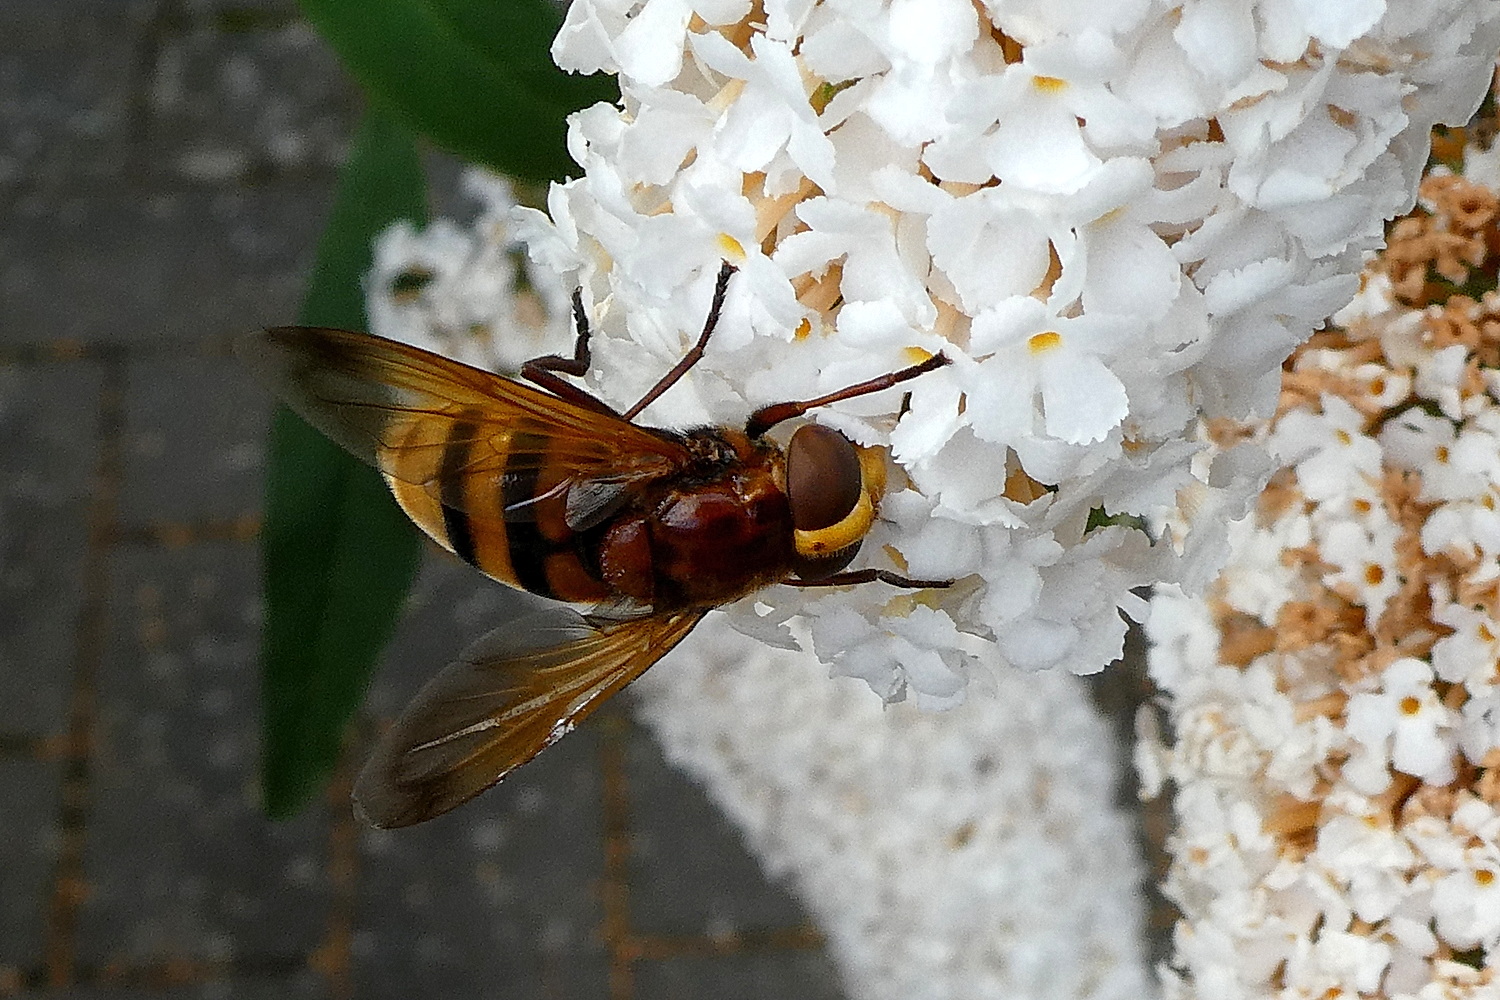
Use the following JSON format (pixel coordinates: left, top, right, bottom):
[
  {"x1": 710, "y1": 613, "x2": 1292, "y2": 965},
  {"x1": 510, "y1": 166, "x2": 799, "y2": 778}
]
[
  {"x1": 1205, "y1": 416, "x2": 1257, "y2": 449},
  {"x1": 1292, "y1": 689, "x2": 1348, "y2": 723},
  {"x1": 1422, "y1": 294, "x2": 1500, "y2": 368},
  {"x1": 1397, "y1": 778, "x2": 1458, "y2": 825},
  {"x1": 1300, "y1": 326, "x2": 1359, "y2": 354},
  {"x1": 1216, "y1": 610, "x2": 1278, "y2": 667},
  {"x1": 1264, "y1": 793, "x2": 1322, "y2": 859},
  {"x1": 1426, "y1": 174, "x2": 1500, "y2": 233},
  {"x1": 1377, "y1": 174, "x2": 1500, "y2": 306},
  {"x1": 1278, "y1": 367, "x2": 1385, "y2": 424},
  {"x1": 1454, "y1": 572, "x2": 1500, "y2": 622},
  {"x1": 1425, "y1": 295, "x2": 1485, "y2": 349},
  {"x1": 1277, "y1": 596, "x2": 1357, "y2": 653},
  {"x1": 1282, "y1": 542, "x2": 1336, "y2": 577},
  {"x1": 1258, "y1": 466, "x2": 1305, "y2": 522},
  {"x1": 1330, "y1": 632, "x2": 1379, "y2": 675},
  {"x1": 1433, "y1": 232, "x2": 1486, "y2": 286},
  {"x1": 1476, "y1": 748, "x2": 1500, "y2": 807},
  {"x1": 1382, "y1": 468, "x2": 1439, "y2": 538}
]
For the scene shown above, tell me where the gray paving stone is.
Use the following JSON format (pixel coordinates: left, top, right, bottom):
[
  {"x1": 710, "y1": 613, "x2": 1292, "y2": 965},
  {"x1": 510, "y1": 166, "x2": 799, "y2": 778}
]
[
  {"x1": 352, "y1": 723, "x2": 607, "y2": 999},
  {"x1": 118, "y1": 354, "x2": 272, "y2": 528},
  {"x1": 352, "y1": 919, "x2": 609, "y2": 1000},
  {"x1": 0, "y1": 0, "x2": 156, "y2": 194},
  {"x1": 0, "y1": 758, "x2": 63, "y2": 976},
  {"x1": 144, "y1": 19, "x2": 356, "y2": 183},
  {"x1": 634, "y1": 951, "x2": 845, "y2": 1000},
  {"x1": 76, "y1": 541, "x2": 332, "y2": 970},
  {"x1": 623, "y1": 718, "x2": 811, "y2": 938},
  {"x1": 0, "y1": 361, "x2": 103, "y2": 738},
  {"x1": 364, "y1": 553, "x2": 550, "y2": 721},
  {"x1": 0, "y1": 181, "x2": 330, "y2": 347},
  {"x1": 353, "y1": 553, "x2": 608, "y2": 998},
  {"x1": 176, "y1": 0, "x2": 300, "y2": 16}
]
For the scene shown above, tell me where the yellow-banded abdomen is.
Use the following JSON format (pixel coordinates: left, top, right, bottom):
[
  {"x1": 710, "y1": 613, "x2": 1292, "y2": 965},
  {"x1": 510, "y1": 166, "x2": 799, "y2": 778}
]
[{"x1": 382, "y1": 413, "x2": 614, "y2": 605}]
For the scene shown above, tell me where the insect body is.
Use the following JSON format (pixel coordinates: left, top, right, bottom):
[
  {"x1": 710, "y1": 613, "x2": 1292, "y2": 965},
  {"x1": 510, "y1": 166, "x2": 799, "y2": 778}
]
[
  {"x1": 242, "y1": 263, "x2": 948, "y2": 827},
  {"x1": 387, "y1": 404, "x2": 882, "y2": 608}
]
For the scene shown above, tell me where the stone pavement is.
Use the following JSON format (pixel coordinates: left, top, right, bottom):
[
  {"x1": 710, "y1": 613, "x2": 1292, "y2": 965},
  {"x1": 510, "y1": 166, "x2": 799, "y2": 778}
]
[
  {"x1": 0, "y1": 1, "x2": 853, "y2": 996},
  {"x1": 0, "y1": 1, "x2": 1167, "y2": 997}
]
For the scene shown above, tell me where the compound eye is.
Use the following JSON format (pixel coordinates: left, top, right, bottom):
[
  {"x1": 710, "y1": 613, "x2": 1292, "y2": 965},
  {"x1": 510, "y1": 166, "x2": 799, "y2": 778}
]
[{"x1": 787, "y1": 424, "x2": 863, "y2": 531}]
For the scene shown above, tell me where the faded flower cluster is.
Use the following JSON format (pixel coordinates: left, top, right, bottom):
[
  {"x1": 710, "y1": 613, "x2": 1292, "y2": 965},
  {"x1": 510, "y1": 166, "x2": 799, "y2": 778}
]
[
  {"x1": 367, "y1": 171, "x2": 576, "y2": 373},
  {"x1": 1143, "y1": 164, "x2": 1500, "y2": 998},
  {"x1": 371, "y1": 0, "x2": 1500, "y2": 702}
]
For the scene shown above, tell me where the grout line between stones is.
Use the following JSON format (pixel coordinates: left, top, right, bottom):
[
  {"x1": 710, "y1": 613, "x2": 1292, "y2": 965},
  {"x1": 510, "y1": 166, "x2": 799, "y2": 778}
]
[
  {"x1": 5, "y1": 953, "x2": 312, "y2": 994},
  {"x1": 122, "y1": 0, "x2": 178, "y2": 177},
  {"x1": 0, "y1": 336, "x2": 239, "y2": 367},
  {"x1": 310, "y1": 742, "x2": 360, "y2": 1000},
  {"x1": 628, "y1": 926, "x2": 825, "y2": 961},
  {"x1": 107, "y1": 514, "x2": 263, "y2": 548},
  {"x1": 0, "y1": 733, "x2": 55, "y2": 760},
  {"x1": 40, "y1": 346, "x2": 127, "y2": 988},
  {"x1": 598, "y1": 712, "x2": 636, "y2": 1000}
]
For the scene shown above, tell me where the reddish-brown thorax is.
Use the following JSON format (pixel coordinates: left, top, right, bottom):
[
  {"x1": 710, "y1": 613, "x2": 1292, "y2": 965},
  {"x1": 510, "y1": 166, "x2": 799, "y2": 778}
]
[{"x1": 597, "y1": 428, "x2": 796, "y2": 608}]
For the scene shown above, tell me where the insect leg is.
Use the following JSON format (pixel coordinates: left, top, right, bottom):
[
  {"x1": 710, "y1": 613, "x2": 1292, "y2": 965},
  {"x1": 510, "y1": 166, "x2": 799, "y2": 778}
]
[
  {"x1": 521, "y1": 286, "x2": 620, "y2": 415},
  {"x1": 791, "y1": 569, "x2": 953, "y2": 589},
  {"x1": 621, "y1": 261, "x2": 738, "y2": 421},
  {"x1": 745, "y1": 353, "x2": 950, "y2": 438}
]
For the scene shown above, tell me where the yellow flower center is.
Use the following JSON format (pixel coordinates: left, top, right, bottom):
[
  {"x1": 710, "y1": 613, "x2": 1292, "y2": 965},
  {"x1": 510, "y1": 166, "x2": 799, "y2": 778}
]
[
  {"x1": 1028, "y1": 331, "x2": 1063, "y2": 355},
  {"x1": 716, "y1": 232, "x2": 746, "y2": 262}
]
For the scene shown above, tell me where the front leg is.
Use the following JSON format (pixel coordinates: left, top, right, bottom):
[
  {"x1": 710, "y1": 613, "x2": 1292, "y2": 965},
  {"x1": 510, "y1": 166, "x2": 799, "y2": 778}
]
[{"x1": 521, "y1": 286, "x2": 620, "y2": 415}]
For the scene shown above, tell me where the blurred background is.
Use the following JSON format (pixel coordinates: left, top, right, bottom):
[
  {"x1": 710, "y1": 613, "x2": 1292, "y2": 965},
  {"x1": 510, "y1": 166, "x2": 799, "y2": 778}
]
[{"x1": 0, "y1": 0, "x2": 1160, "y2": 997}]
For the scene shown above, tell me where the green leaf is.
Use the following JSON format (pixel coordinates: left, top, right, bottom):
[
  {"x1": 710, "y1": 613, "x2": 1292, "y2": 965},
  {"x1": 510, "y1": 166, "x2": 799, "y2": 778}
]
[
  {"x1": 1084, "y1": 506, "x2": 1151, "y2": 538},
  {"x1": 297, "y1": 0, "x2": 617, "y2": 181},
  {"x1": 260, "y1": 108, "x2": 425, "y2": 818}
]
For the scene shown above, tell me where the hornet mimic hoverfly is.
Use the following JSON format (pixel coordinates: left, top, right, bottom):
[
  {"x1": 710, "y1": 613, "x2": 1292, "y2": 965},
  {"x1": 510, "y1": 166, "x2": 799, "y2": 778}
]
[{"x1": 242, "y1": 262, "x2": 950, "y2": 828}]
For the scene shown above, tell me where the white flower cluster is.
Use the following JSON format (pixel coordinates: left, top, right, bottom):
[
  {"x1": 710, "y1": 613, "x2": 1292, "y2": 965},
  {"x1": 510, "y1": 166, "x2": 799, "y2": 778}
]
[
  {"x1": 633, "y1": 614, "x2": 1154, "y2": 1000},
  {"x1": 505, "y1": 0, "x2": 1499, "y2": 699},
  {"x1": 366, "y1": 3, "x2": 1498, "y2": 699},
  {"x1": 1144, "y1": 163, "x2": 1500, "y2": 997}
]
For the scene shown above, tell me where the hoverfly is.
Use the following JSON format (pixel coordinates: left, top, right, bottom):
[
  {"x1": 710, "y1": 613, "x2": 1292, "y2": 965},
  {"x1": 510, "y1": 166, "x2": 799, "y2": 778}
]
[{"x1": 242, "y1": 262, "x2": 950, "y2": 827}]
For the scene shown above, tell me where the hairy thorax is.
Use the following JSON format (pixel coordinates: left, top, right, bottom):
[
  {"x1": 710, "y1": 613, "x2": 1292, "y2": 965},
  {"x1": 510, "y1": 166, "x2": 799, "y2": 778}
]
[{"x1": 598, "y1": 428, "x2": 795, "y2": 608}]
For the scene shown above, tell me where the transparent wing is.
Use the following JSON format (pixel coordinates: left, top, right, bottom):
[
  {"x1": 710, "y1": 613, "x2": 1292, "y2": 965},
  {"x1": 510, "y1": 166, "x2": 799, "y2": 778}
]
[
  {"x1": 353, "y1": 606, "x2": 708, "y2": 828},
  {"x1": 238, "y1": 326, "x2": 690, "y2": 520}
]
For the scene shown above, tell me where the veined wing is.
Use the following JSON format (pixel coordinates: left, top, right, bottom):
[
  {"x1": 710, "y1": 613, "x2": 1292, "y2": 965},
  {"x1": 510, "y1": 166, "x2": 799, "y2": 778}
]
[
  {"x1": 353, "y1": 606, "x2": 708, "y2": 828},
  {"x1": 238, "y1": 326, "x2": 691, "y2": 523}
]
